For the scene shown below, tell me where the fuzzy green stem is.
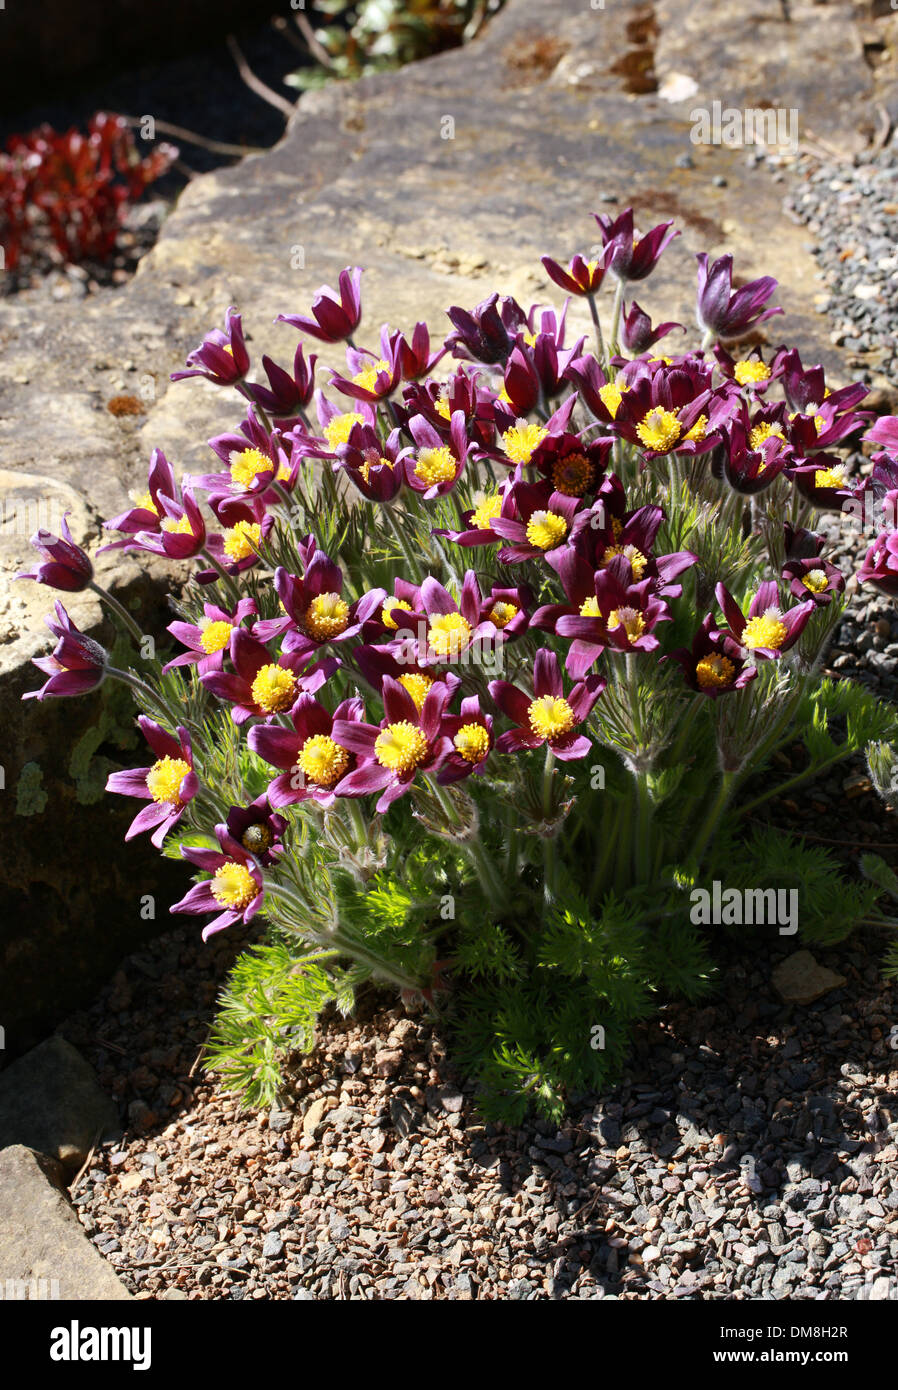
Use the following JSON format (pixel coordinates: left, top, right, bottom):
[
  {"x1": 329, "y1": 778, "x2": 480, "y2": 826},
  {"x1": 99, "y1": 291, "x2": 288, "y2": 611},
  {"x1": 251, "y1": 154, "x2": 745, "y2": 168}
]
[
  {"x1": 89, "y1": 581, "x2": 145, "y2": 645},
  {"x1": 199, "y1": 547, "x2": 241, "y2": 602}
]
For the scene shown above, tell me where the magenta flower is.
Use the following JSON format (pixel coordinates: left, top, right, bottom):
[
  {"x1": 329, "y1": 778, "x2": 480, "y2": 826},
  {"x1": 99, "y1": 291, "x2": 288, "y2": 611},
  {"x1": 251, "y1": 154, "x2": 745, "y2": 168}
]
[
  {"x1": 667, "y1": 615, "x2": 757, "y2": 698},
  {"x1": 716, "y1": 409, "x2": 792, "y2": 494},
  {"x1": 858, "y1": 531, "x2": 898, "y2": 597},
  {"x1": 105, "y1": 718, "x2": 198, "y2": 848},
  {"x1": 541, "y1": 250, "x2": 607, "y2": 297},
  {"x1": 253, "y1": 557, "x2": 385, "y2": 659},
  {"x1": 100, "y1": 448, "x2": 178, "y2": 550},
  {"x1": 224, "y1": 796, "x2": 286, "y2": 864},
  {"x1": 16, "y1": 511, "x2": 93, "y2": 592},
  {"x1": 446, "y1": 292, "x2": 525, "y2": 365},
  {"x1": 696, "y1": 254, "x2": 782, "y2": 340},
  {"x1": 131, "y1": 486, "x2": 206, "y2": 560},
  {"x1": 489, "y1": 649, "x2": 604, "y2": 760},
  {"x1": 171, "y1": 307, "x2": 249, "y2": 386},
  {"x1": 331, "y1": 677, "x2": 454, "y2": 812},
  {"x1": 774, "y1": 348, "x2": 868, "y2": 418},
  {"x1": 201, "y1": 628, "x2": 337, "y2": 724},
  {"x1": 384, "y1": 571, "x2": 507, "y2": 670},
  {"x1": 782, "y1": 555, "x2": 844, "y2": 607},
  {"x1": 403, "y1": 411, "x2": 470, "y2": 499},
  {"x1": 23, "y1": 601, "x2": 108, "y2": 701},
  {"x1": 491, "y1": 480, "x2": 583, "y2": 563},
  {"x1": 201, "y1": 503, "x2": 274, "y2": 579},
  {"x1": 395, "y1": 321, "x2": 447, "y2": 381},
  {"x1": 247, "y1": 342, "x2": 318, "y2": 419},
  {"x1": 329, "y1": 333, "x2": 403, "y2": 404},
  {"x1": 866, "y1": 415, "x2": 898, "y2": 453},
  {"x1": 171, "y1": 823, "x2": 265, "y2": 941},
  {"x1": 248, "y1": 693, "x2": 366, "y2": 809},
  {"x1": 595, "y1": 208, "x2": 679, "y2": 282},
  {"x1": 438, "y1": 695, "x2": 494, "y2": 784},
  {"x1": 334, "y1": 422, "x2": 411, "y2": 502},
  {"x1": 621, "y1": 301, "x2": 683, "y2": 355},
  {"x1": 714, "y1": 581, "x2": 815, "y2": 659},
  {"x1": 277, "y1": 267, "x2": 363, "y2": 344},
  {"x1": 162, "y1": 597, "x2": 258, "y2": 675}
]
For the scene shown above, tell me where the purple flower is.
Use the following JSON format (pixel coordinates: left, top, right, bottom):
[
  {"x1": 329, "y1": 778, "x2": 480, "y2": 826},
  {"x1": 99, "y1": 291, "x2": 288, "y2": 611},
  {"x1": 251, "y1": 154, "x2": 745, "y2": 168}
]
[
  {"x1": 620, "y1": 301, "x2": 683, "y2": 355},
  {"x1": 403, "y1": 411, "x2": 470, "y2": 499},
  {"x1": 329, "y1": 332, "x2": 403, "y2": 404},
  {"x1": 224, "y1": 796, "x2": 287, "y2": 864},
  {"x1": 162, "y1": 597, "x2": 258, "y2": 675},
  {"x1": 277, "y1": 267, "x2": 363, "y2": 344},
  {"x1": 445, "y1": 292, "x2": 525, "y2": 365},
  {"x1": 171, "y1": 307, "x2": 249, "y2": 386},
  {"x1": 595, "y1": 208, "x2": 679, "y2": 282},
  {"x1": 16, "y1": 511, "x2": 93, "y2": 591},
  {"x1": 782, "y1": 555, "x2": 844, "y2": 607},
  {"x1": 438, "y1": 695, "x2": 494, "y2": 783},
  {"x1": 714, "y1": 581, "x2": 815, "y2": 659},
  {"x1": 247, "y1": 343, "x2": 318, "y2": 419},
  {"x1": 667, "y1": 615, "x2": 757, "y2": 698},
  {"x1": 489, "y1": 649, "x2": 604, "y2": 760},
  {"x1": 171, "y1": 823, "x2": 265, "y2": 941},
  {"x1": 105, "y1": 718, "x2": 198, "y2": 848},
  {"x1": 695, "y1": 254, "x2": 782, "y2": 340},
  {"x1": 541, "y1": 250, "x2": 607, "y2": 297},
  {"x1": 100, "y1": 448, "x2": 177, "y2": 549},
  {"x1": 335, "y1": 422, "x2": 410, "y2": 503},
  {"x1": 24, "y1": 601, "x2": 108, "y2": 701},
  {"x1": 200, "y1": 628, "x2": 337, "y2": 724},
  {"x1": 395, "y1": 321, "x2": 447, "y2": 380},
  {"x1": 131, "y1": 486, "x2": 206, "y2": 560},
  {"x1": 491, "y1": 479, "x2": 583, "y2": 563},
  {"x1": 857, "y1": 531, "x2": 898, "y2": 597},
  {"x1": 253, "y1": 557, "x2": 385, "y2": 659},
  {"x1": 248, "y1": 693, "x2": 366, "y2": 809},
  {"x1": 331, "y1": 676, "x2": 454, "y2": 812},
  {"x1": 866, "y1": 415, "x2": 898, "y2": 453}
]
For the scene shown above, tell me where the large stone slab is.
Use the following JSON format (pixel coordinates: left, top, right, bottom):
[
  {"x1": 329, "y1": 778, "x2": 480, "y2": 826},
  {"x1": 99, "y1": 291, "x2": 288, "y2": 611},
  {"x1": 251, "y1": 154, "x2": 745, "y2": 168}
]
[
  {"x1": 0, "y1": 1036, "x2": 121, "y2": 1170},
  {"x1": 0, "y1": 1145, "x2": 131, "y2": 1300},
  {"x1": 0, "y1": 0, "x2": 878, "y2": 1041}
]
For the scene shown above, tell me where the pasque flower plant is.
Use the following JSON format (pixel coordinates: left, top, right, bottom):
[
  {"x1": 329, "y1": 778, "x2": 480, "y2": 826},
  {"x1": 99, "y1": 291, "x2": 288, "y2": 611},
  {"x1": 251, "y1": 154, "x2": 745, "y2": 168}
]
[{"x1": 19, "y1": 212, "x2": 898, "y2": 1121}]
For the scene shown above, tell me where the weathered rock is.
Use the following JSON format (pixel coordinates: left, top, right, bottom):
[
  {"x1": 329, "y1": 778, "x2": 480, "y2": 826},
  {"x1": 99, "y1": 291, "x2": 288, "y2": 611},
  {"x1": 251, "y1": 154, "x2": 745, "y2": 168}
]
[
  {"x1": 0, "y1": 1036, "x2": 121, "y2": 1169},
  {"x1": 0, "y1": 1145, "x2": 131, "y2": 1299},
  {"x1": 772, "y1": 950, "x2": 847, "y2": 1005}
]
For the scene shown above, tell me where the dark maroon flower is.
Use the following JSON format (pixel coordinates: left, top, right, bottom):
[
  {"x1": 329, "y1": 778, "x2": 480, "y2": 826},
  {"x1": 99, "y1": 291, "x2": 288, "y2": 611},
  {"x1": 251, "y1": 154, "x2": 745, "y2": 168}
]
[
  {"x1": 131, "y1": 486, "x2": 206, "y2": 560},
  {"x1": 501, "y1": 344, "x2": 541, "y2": 415},
  {"x1": 621, "y1": 301, "x2": 683, "y2": 355},
  {"x1": 248, "y1": 694, "x2": 366, "y2": 809},
  {"x1": 201, "y1": 503, "x2": 274, "y2": 580},
  {"x1": 171, "y1": 823, "x2": 265, "y2": 941},
  {"x1": 611, "y1": 363, "x2": 727, "y2": 458},
  {"x1": 857, "y1": 531, "x2": 898, "y2": 597},
  {"x1": 224, "y1": 796, "x2": 286, "y2": 863},
  {"x1": 595, "y1": 208, "x2": 679, "y2": 282},
  {"x1": 200, "y1": 628, "x2": 337, "y2": 724},
  {"x1": 330, "y1": 333, "x2": 403, "y2": 404},
  {"x1": 438, "y1": 695, "x2": 494, "y2": 783},
  {"x1": 491, "y1": 480, "x2": 583, "y2": 563},
  {"x1": 789, "y1": 455, "x2": 855, "y2": 513},
  {"x1": 331, "y1": 677, "x2": 454, "y2": 812},
  {"x1": 489, "y1": 649, "x2": 604, "y2": 760},
  {"x1": 445, "y1": 292, "x2": 525, "y2": 365},
  {"x1": 382, "y1": 571, "x2": 509, "y2": 671},
  {"x1": 713, "y1": 345, "x2": 779, "y2": 393},
  {"x1": 394, "y1": 321, "x2": 447, "y2": 380},
  {"x1": 667, "y1": 615, "x2": 757, "y2": 698},
  {"x1": 24, "y1": 601, "x2": 108, "y2": 701},
  {"x1": 782, "y1": 556, "x2": 844, "y2": 607},
  {"x1": 247, "y1": 342, "x2": 318, "y2": 419},
  {"x1": 696, "y1": 254, "x2": 782, "y2": 340},
  {"x1": 773, "y1": 348, "x2": 867, "y2": 418},
  {"x1": 16, "y1": 510, "x2": 92, "y2": 591},
  {"x1": 100, "y1": 448, "x2": 178, "y2": 550},
  {"x1": 253, "y1": 557, "x2": 384, "y2": 659},
  {"x1": 277, "y1": 267, "x2": 363, "y2": 344},
  {"x1": 715, "y1": 409, "x2": 792, "y2": 494},
  {"x1": 541, "y1": 250, "x2": 607, "y2": 296},
  {"x1": 335, "y1": 422, "x2": 410, "y2": 502},
  {"x1": 105, "y1": 718, "x2": 198, "y2": 848},
  {"x1": 714, "y1": 581, "x2": 815, "y2": 660},
  {"x1": 171, "y1": 307, "x2": 249, "y2": 386}
]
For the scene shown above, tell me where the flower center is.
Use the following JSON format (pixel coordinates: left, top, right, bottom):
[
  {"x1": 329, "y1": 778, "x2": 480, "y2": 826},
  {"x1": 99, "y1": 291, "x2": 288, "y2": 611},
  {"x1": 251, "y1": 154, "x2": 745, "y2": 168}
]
[
  {"x1": 199, "y1": 619, "x2": 233, "y2": 654},
  {"x1": 375, "y1": 721, "x2": 428, "y2": 773},
  {"x1": 398, "y1": 673, "x2": 434, "y2": 711},
  {"x1": 251, "y1": 664, "x2": 297, "y2": 713},
  {"x1": 607, "y1": 606, "x2": 646, "y2": 641},
  {"x1": 598, "y1": 380, "x2": 626, "y2": 417},
  {"x1": 223, "y1": 520, "x2": 262, "y2": 562},
  {"x1": 435, "y1": 394, "x2": 451, "y2": 420},
  {"x1": 303, "y1": 592, "x2": 350, "y2": 641},
  {"x1": 471, "y1": 494, "x2": 502, "y2": 531},
  {"x1": 428, "y1": 612, "x2": 472, "y2": 658},
  {"x1": 528, "y1": 695, "x2": 575, "y2": 740},
  {"x1": 602, "y1": 543, "x2": 647, "y2": 580},
  {"x1": 802, "y1": 568, "x2": 829, "y2": 593},
  {"x1": 323, "y1": 411, "x2": 365, "y2": 450},
  {"x1": 734, "y1": 360, "x2": 771, "y2": 386},
  {"x1": 359, "y1": 452, "x2": 395, "y2": 484},
  {"x1": 525, "y1": 509, "x2": 567, "y2": 550},
  {"x1": 501, "y1": 420, "x2": 548, "y2": 465},
  {"x1": 161, "y1": 514, "x2": 195, "y2": 535},
  {"x1": 551, "y1": 451, "x2": 593, "y2": 497},
  {"x1": 683, "y1": 414, "x2": 708, "y2": 443},
  {"x1": 382, "y1": 597, "x2": 413, "y2": 630},
  {"x1": 241, "y1": 823, "x2": 273, "y2": 853},
  {"x1": 146, "y1": 756, "x2": 191, "y2": 805},
  {"x1": 414, "y1": 446, "x2": 456, "y2": 487},
  {"x1": 695, "y1": 653, "x2": 736, "y2": 689},
  {"x1": 132, "y1": 490, "x2": 159, "y2": 515},
  {"x1": 230, "y1": 447, "x2": 272, "y2": 490},
  {"x1": 454, "y1": 723, "x2": 490, "y2": 763},
  {"x1": 352, "y1": 358, "x2": 390, "y2": 393},
  {"x1": 211, "y1": 861, "x2": 257, "y2": 911},
  {"x1": 580, "y1": 596, "x2": 602, "y2": 617},
  {"x1": 813, "y1": 464, "x2": 849, "y2": 489},
  {"x1": 636, "y1": 407, "x2": 682, "y2": 453},
  {"x1": 298, "y1": 734, "x2": 349, "y2": 787},
  {"x1": 749, "y1": 421, "x2": 785, "y2": 452},
  {"x1": 741, "y1": 607, "x2": 787, "y2": 651},
  {"x1": 488, "y1": 600, "x2": 519, "y2": 628}
]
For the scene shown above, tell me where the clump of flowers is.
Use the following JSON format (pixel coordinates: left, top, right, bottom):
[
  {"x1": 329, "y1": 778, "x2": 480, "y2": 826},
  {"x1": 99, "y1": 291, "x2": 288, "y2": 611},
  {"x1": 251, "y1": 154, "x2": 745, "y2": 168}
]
[
  {"x1": 21, "y1": 212, "x2": 898, "y2": 1120},
  {"x1": 0, "y1": 113, "x2": 177, "y2": 271}
]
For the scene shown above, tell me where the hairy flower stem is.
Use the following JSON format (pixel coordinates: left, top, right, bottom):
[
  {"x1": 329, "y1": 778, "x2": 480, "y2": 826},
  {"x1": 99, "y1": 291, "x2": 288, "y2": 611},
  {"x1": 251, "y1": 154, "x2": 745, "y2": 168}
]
[
  {"x1": 384, "y1": 503, "x2": 424, "y2": 583},
  {"x1": 541, "y1": 746, "x2": 558, "y2": 905},
  {"x1": 691, "y1": 771, "x2": 736, "y2": 866},
  {"x1": 586, "y1": 292, "x2": 606, "y2": 367},
  {"x1": 430, "y1": 780, "x2": 507, "y2": 908},
  {"x1": 609, "y1": 278, "x2": 626, "y2": 356},
  {"x1": 107, "y1": 666, "x2": 178, "y2": 722},
  {"x1": 271, "y1": 878, "x2": 424, "y2": 993},
  {"x1": 88, "y1": 581, "x2": 146, "y2": 645},
  {"x1": 199, "y1": 548, "x2": 241, "y2": 603}
]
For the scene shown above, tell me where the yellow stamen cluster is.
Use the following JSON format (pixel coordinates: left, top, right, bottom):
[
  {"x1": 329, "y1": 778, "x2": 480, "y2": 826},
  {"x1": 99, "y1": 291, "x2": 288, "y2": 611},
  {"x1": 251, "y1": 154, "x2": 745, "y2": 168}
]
[
  {"x1": 454, "y1": 723, "x2": 490, "y2": 763},
  {"x1": 303, "y1": 592, "x2": 350, "y2": 641},
  {"x1": 528, "y1": 695, "x2": 575, "y2": 741},
  {"x1": 398, "y1": 673, "x2": 434, "y2": 711},
  {"x1": 501, "y1": 420, "x2": 548, "y2": 465},
  {"x1": 683, "y1": 414, "x2": 708, "y2": 443},
  {"x1": 223, "y1": 520, "x2": 262, "y2": 562},
  {"x1": 434, "y1": 394, "x2": 451, "y2": 420},
  {"x1": 636, "y1": 407, "x2": 682, "y2": 453},
  {"x1": 199, "y1": 619, "x2": 233, "y2": 655},
  {"x1": 598, "y1": 380, "x2": 626, "y2": 418},
  {"x1": 133, "y1": 490, "x2": 159, "y2": 515},
  {"x1": 695, "y1": 653, "x2": 736, "y2": 689},
  {"x1": 146, "y1": 756, "x2": 191, "y2": 805},
  {"x1": 360, "y1": 454, "x2": 394, "y2": 484},
  {"x1": 607, "y1": 607, "x2": 646, "y2": 642},
  {"x1": 382, "y1": 597, "x2": 413, "y2": 630},
  {"x1": 813, "y1": 464, "x2": 849, "y2": 490},
  {"x1": 551, "y1": 451, "x2": 593, "y2": 497},
  {"x1": 802, "y1": 568, "x2": 829, "y2": 594},
  {"x1": 250, "y1": 664, "x2": 297, "y2": 713},
  {"x1": 488, "y1": 601, "x2": 519, "y2": 629},
  {"x1": 525, "y1": 509, "x2": 567, "y2": 551},
  {"x1": 579, "y1": 597, "x2": 602, "y2": 617},
  {"x1": 734, "y1": 360, "x2": 771, "y2": 386},
  {"x1": 414, "y1": 446, "x2": 456, "y2": 488},
  {"x1": 749, "y1": 422, "x2": 785, "y2": 452},
  {"x1": 471, "y1": 494, "x2": 502, "y2": 531},
  {"x1": 161, "y1": 514, "x2": 195, "y2": 535},
  {"x1": 323, "y1": 411, "x2": 365, "y2": 450},
  {"x1": 230, "y1": 447, "x2": 272, "y2": 490},
  {"x1": 298, "y1": 735, "x2": 349, "y2": 788},
  {"x1": 428, "y1": 612, "x2": 472, "y2": 658},
  {"x1": 741, "y1": 607, "x2": 787, "y2": 651},
  {"x1": 211, "y1": 861, "x2": 257, "y2": 911},
  {"x1": 241, "y1": 823, "x2": 273, "y2": 853},
  {"x1": 375, "y1": 721, "x2": 428, "y2": 774},
  {"x1": 602, "y1": 543, "x2": 648, "y2": 580},
  {"x1": 352, "y1": 358, "x2": 390, "y2": 393}
]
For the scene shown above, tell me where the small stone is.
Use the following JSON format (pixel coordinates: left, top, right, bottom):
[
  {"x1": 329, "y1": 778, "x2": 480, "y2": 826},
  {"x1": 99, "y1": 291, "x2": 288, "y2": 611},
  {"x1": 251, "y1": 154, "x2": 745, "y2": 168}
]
[
  {"x1": 772, "y1": 951, "x2": 846, "y2": 1005},
  {"x1": 262, "y1": 1232, "x2": 284, "y2": 1259}
]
